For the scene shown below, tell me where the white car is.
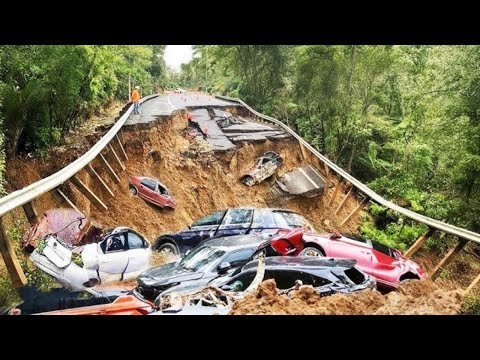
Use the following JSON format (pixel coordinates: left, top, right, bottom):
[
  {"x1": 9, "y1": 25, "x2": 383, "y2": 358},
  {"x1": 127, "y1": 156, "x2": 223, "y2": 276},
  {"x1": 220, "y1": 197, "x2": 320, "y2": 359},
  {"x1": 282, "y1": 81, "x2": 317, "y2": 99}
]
[
  {"x1": 30, "y1": 227, "x2": 151, "y2": 291},
  {"x1": 174, "y1": 88, "x2": 186, "y2": 94}
]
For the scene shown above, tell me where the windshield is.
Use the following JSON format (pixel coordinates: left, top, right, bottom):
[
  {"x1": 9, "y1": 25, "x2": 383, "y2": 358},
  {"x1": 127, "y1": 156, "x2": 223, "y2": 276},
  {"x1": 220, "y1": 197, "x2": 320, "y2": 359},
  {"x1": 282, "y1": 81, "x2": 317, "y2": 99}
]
[
  {"x1": 179, "y1": 245, "x2": 226, "y2": 272},
  {"x1": 273, "y1": 211, "x2": 316, "y2": 232}
]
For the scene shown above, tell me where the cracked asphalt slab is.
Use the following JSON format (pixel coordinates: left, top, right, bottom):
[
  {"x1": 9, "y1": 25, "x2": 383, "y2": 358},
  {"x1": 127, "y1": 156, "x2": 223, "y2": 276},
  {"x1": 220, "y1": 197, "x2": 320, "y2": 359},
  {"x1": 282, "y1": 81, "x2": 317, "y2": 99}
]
[{"x1": 125, "y1": 92, "x2": 240, "y2": 125}]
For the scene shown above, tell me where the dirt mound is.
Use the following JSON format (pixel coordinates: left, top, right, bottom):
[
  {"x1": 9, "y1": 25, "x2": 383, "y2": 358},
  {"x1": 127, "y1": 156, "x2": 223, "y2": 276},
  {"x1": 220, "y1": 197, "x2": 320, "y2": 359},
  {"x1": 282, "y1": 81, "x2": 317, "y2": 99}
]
[{"x1": 230, "y1": 279, "x2": 464, "y2": 315}]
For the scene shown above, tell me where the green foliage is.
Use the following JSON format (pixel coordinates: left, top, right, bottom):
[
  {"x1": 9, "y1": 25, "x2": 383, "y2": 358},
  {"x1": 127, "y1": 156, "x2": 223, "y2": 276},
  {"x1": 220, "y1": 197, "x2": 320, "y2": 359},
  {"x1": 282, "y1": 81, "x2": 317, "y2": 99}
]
[
  {"x1": 0, "y1": 45, "x2": 167, "y2": 156},
  {"x1": 461, "y1": 294, "x2": 480, "y2": 315},
  {"x1": 0, "y1": 273, "x2": 20, "y2": 310}
]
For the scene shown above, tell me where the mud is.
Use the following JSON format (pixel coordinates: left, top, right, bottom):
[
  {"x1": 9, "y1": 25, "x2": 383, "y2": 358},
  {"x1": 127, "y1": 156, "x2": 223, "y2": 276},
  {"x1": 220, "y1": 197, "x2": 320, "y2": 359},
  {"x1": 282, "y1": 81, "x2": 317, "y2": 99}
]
[{"x1": 229, "y1": 279, "x2": 464, "y2": 315}]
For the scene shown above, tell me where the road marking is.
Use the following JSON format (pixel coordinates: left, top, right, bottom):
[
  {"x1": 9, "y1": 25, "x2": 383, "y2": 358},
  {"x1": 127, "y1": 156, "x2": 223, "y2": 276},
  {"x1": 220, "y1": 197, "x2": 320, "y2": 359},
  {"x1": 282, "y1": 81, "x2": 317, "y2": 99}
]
[
  {"x1": 167, "y1": 94, "x2": 176, "y2": 110},
  {"x1": 299, "y1": 167, "x2": 320, "y2": 189}
]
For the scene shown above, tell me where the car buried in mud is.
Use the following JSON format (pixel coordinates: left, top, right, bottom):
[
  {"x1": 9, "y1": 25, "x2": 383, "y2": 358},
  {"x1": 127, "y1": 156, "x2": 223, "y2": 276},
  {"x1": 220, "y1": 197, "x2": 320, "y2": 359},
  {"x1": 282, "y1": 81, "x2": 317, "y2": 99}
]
[
  {"x1": 30, "y1": 227, "x2": 151, "y2": 291},
  {"x1": 265, "y1": 229, "x2": 426, "y2": 290},
  {"x1": 128, "y1": 176, "x2": 176, "y2": 209},
  {"x1": 239, "y1": 151, "x2": 283, "y2": 186},
  {"x1": 152, "y1": 207, "x2": 316, "y2": 256}
]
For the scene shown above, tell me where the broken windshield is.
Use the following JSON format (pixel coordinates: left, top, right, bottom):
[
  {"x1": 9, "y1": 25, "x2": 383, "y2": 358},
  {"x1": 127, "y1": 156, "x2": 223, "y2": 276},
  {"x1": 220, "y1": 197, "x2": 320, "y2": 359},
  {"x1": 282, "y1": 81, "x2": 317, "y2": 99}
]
[{"x1": 179, "y1": 246, "x2": 226, "y2": 272}]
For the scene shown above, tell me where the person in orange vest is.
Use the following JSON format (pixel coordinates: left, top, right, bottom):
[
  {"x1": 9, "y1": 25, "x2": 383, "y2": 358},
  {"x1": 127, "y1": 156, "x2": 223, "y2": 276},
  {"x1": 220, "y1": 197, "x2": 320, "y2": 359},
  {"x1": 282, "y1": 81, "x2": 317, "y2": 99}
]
[{"x1": 131, "y1": 86, "x2": 141, "y2": 114}]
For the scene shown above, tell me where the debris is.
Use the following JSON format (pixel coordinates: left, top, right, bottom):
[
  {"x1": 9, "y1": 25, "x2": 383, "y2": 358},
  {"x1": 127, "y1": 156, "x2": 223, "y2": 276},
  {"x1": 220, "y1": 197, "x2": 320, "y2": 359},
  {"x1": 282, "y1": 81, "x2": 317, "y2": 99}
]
[
  {"x1": 148, "y1": 149, "x2": 162, "y2": 162},
  {"x1": 240, "y1": 151, "x2": 283, "y2": 186},
  {"x1": 272, "y1": 165, "x2": 326, "y2": 198}
]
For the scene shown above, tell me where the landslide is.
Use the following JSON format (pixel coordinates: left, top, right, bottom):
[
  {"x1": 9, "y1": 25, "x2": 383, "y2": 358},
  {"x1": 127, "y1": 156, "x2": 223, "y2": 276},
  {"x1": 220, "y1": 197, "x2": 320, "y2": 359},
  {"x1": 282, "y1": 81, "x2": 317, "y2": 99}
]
[
  {"x1": 5, "y1": 111, "x2": 364, "y2": 244},
  {"x1": 229, "y1": 279, "x2": 464, "y2": 315}
]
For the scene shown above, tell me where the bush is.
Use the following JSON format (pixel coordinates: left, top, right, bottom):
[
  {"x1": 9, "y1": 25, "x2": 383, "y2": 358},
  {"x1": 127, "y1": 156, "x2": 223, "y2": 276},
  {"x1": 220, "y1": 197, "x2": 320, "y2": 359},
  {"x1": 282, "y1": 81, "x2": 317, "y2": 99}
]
[{"x1": 461, "y1": 295, "x2": 480, "y2": 315}]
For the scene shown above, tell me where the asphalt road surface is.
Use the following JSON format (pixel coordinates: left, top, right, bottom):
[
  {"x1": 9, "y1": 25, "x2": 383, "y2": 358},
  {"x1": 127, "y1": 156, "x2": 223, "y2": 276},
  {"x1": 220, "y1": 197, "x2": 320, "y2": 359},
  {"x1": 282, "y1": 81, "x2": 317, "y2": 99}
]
[{"x1": 125, "y1": 92, "x2": 240, "y2": 125}]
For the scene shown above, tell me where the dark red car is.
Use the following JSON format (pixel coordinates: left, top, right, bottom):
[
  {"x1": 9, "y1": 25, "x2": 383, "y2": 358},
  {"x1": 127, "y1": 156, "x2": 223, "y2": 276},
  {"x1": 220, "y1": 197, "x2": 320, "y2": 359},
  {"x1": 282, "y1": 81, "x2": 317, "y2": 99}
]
[
  {"x1": 262, "y1": 229, "x2": 426, "y2": 290},
  {"x1": 128, "y1": 176, "x2": 176, "y2": 209}
]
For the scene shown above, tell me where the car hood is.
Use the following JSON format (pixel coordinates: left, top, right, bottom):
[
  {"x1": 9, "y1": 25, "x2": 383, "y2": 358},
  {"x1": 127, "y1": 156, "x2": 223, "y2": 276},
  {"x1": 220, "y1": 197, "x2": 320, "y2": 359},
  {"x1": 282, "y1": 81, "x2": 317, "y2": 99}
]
[{"x1": 137, "y1": 262, "x2": 204, "y2": 287}]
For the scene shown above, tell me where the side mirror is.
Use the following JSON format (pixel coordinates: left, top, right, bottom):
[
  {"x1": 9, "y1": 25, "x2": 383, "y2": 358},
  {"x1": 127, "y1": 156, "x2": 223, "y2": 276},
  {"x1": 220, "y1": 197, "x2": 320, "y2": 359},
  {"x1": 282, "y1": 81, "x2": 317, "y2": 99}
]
[
  {"x1": 185, "y1": 250, "x2": 191, "y2": 256},
  {"x1": 217, "y1": 262, "x2": 232, "y2": 274}
]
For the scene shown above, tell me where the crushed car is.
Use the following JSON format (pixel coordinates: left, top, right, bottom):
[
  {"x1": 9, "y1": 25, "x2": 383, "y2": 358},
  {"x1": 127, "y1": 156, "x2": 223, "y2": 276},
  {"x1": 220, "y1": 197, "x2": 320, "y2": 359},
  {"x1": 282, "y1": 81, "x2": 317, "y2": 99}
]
[
  {"x1": 240, "y1": 151, "x2": 283, "y2": 186},
  {"x1": 136, "y1": 235, "x2": 268, "y2": 301},
  {"x1": 153, "y1": 207, "x2": 316, "y2": 256},
  {"x1": 30, "y1": 227, "x2": 151, "y2": 291},
  {"x1": 128, "y1": 176, "x2": 176, "y2": 209},
  {"x1": 23, "y1": 208, "x2": 102, "y2": 252}
]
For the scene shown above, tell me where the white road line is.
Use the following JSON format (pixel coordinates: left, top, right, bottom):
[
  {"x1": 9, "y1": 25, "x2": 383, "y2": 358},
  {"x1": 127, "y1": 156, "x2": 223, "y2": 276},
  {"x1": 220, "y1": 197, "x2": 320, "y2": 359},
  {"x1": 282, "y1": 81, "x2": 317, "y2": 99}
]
[
  {"x1": 167, "y1": 94, "x2": 176, "y2": 110},
  {"x1": 299, "y1": 167, "x2": 320, "y2": 189}
]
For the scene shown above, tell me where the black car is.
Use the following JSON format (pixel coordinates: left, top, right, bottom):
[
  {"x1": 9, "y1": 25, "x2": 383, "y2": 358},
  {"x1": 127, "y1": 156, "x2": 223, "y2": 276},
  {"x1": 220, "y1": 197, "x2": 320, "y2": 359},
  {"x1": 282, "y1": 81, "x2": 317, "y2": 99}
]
[
  {"x1": 211, "y1": 257, "x2": 376, "y2": 296},
  {"x1": 153, "y1": 207, "x2": 316, "y2": 255},
  {"x1": 136, "y1": 235, "x2": 268, "y2": 301}
]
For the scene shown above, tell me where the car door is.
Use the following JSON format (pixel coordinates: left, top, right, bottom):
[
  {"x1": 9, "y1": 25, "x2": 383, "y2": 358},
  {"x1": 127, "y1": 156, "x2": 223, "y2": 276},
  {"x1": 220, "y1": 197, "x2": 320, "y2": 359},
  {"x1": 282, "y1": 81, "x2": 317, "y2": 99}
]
[
  {"x1": 328, "y1": 236, "x2": 373, "y2": 276},
  {"x1": 124, "y1": 230, "x2": 151, "y2": 278},
  {"x1": 181, "y1": 210, "x2": 227, "y2": 247},
  {"x1": 138, "y1": 178, "x2": 159, "y2": 205},
  {"x1": 97, "y1": 233, "x2": 129, "y2": 283},
  {"x1": 214, "y1": 209, "x2": 254, "y2": 238},
  {"x1": 370, "y1": 242, "x2": 400, "y2": 287}
]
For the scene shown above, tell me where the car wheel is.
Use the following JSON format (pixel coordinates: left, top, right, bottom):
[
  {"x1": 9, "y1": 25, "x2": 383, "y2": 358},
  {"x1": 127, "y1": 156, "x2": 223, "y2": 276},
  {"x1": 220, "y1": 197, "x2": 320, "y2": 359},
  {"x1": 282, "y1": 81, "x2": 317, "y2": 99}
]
[
  {"x1": 300, "y1": 247, "x2": 324, "y2": 257},
  {"x1": 129, "y1": 186, "x2": 138, "y2": 196},
  {"x1": 157, "y1": 242, "x2": 179, "y2": 256}
]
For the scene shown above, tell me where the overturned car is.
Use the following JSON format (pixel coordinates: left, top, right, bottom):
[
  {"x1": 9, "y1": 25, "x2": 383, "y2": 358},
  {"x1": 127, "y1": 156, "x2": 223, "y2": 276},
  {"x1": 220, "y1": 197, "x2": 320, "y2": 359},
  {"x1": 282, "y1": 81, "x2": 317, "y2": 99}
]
[
  {"x1": 30, "y1": 227, "x2": 151, "y2": 291},
  {"x1": 240, "y1": 151, "x2": 283, "y2": 186}
]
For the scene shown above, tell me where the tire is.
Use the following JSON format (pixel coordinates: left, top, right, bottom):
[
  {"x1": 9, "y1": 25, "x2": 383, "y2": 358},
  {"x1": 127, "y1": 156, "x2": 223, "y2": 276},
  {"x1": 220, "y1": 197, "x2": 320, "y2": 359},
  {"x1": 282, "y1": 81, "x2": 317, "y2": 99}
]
[
  {"x1": 129, "y1": 186, "x2": 138, "y2": 196},
  {"x1": 156, "y1": 242, "x2": 179, "y2": 256},
  {"x1": 300, "y1": 247, "x2": 324, "y2": 257}
]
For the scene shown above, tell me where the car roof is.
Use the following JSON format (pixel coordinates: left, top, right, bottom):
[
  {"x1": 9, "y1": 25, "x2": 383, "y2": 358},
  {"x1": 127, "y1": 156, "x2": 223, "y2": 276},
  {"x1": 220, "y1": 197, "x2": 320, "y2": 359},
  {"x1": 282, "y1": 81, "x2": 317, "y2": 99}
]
[
  {"x1": 203, "y1": 235, "x2": 265, "y2": 250},
  {"x1": 211, "y1": 207, "x2": 303, "y2": 216},
  {"x1": 136, "y1": 176, "x2": 169, "y2": 190},
  {"x1": 243, "y1": 256, "x2": 357, "y2": 271}
]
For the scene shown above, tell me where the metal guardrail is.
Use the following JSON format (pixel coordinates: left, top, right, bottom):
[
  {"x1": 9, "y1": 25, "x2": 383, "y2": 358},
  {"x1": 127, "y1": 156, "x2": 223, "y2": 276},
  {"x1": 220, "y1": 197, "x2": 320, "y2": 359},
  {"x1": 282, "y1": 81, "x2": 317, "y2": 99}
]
[
  {"x1": 217, "y1": 95, "x2": 480, "y2": 245},
  {"x1": 0, "y1": 94, "x2": 159, "y2": 218}
]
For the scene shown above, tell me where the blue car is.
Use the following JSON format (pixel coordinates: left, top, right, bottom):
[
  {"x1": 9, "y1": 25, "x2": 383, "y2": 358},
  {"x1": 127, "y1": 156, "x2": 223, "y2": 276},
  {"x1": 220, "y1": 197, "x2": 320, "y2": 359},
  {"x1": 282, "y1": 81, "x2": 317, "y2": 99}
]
[{"x1": 153, "y1": 207, "x2": 316, "y2": 255}]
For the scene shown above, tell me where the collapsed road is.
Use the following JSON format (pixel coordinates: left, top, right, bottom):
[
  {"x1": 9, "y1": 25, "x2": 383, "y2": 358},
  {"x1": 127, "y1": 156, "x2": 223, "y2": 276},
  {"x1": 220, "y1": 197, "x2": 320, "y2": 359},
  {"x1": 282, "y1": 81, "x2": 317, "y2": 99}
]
[{"x1": 2, "y1": 91, "x2": 479, "y2": 314}]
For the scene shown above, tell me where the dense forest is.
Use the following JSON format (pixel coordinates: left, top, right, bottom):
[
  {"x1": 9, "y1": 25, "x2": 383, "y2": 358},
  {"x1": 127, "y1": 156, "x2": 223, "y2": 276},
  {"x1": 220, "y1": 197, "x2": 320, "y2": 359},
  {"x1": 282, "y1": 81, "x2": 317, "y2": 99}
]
[
  {"x1": 177, "y1": 45, "x2": 480, "y2": 251},
  {"x1": 0, "y1": 45, "x2": 169, "y2": 194}
]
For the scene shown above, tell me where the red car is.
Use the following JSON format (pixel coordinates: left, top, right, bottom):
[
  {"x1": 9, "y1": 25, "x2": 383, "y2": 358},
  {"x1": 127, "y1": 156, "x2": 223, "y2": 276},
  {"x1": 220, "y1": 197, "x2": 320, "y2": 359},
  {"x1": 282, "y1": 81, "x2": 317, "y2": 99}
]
[
  {"x1": 263, "y1": 229, "x2": 425, "y2": 290},
  {"x1": 128, "y1": 176, "x2": 176, "y2": 209}
]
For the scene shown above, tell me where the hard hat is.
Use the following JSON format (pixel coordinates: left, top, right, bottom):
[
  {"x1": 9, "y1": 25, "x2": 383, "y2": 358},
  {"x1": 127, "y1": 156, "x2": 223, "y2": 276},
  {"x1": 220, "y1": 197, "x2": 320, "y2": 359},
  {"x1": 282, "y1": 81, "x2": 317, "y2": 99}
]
[{"x1": 135, "y1": 86, "x2": 140, "y2": 90}]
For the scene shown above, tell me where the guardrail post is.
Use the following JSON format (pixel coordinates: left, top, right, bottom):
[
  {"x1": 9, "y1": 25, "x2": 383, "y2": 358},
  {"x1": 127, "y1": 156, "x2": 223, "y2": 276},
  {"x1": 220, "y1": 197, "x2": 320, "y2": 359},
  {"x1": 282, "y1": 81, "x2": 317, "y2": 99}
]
[
  {"x1": 22, "y1": 202, "x2": 38, "y2": 226},
  {"x1": 465, "y1": 273, "x2": 480, "y2": 294},
  {"x1": 340, "y1": 197, "x2": 369, "y2": 227},
  {"x1": 299, "y1": 142, "x2": 308, "y2": 160},
  {"x1": 0, "y1": 217, "x2": 27, "y2": 287},
  {"x1": 322, "y1": 168, "x2": 332, "y2": 202},
  {"x1": 328, "y1": 180, "x2": 343, "y2": 207},
  {"x1": 431, "y1": 238, "x2": 468, "y2": 280},
  {"x1": 85, "y1": 164, "x2": 114, "y2": 198},
  {"x1": 334, "y1": 187, "x2": 353, "y2": 215},
  {"x1": 70, "y1": 175, "x2": 108, "y2": 211},
  {"x1": 108, "y1": 143, "x2": 126, "y2": 171},
  {"x1": 98, "y1": 153, "x2": 120, "y2": 183},
  {"x1": 115, "y1": 134, "x2": 128, "y2": 161},
  {"x1": 53, "y1": 189, "x2": 81, "y2": 213},
  {"x1": 404, "y1": 227, "x2": 436, "y2": 258}
]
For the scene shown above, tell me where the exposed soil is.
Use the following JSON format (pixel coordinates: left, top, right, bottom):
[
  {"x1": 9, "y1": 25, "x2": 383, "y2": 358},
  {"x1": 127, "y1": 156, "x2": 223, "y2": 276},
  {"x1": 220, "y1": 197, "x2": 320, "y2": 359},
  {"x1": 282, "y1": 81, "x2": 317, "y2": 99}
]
[
  {"x1": 2, "y1": 106, "x2": 479, "y2": 311},
  {"x1": 229, "y1": 279, "x2": 464, "y2": 315}
]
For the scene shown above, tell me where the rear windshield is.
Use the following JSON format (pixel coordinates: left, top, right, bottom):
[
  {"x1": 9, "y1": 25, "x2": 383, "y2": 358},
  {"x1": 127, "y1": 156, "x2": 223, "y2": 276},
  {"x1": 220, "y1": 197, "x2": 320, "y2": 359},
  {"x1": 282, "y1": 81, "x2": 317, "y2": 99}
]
[{"x1": 273, "y1": 211, "x2": 316, "y2": 232}]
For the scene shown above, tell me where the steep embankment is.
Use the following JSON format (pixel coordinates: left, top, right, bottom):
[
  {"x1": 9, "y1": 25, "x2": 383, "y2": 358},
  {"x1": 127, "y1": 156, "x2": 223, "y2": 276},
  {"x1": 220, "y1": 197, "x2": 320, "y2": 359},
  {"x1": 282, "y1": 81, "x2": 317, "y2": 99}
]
[{"x1": 5, "y1": 110, "x2": 363, "y2": 245}]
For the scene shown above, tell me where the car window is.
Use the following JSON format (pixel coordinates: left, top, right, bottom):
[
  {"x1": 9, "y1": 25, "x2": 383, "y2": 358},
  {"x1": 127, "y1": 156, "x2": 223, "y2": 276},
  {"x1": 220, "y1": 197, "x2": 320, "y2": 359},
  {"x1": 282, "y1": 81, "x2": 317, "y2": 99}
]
[
  {"x1": 222, "y1": 209, "x2": 253, "y2": 226},
  {"x1": 372, "y1": 241, "x2": 394, "y2": 258},
  {"x1": 106, "y1": 234, "x2": 126, "y2": 253},
  {"x1": 263, "y1": 270, "x2": 329, "y2": 289},
  {"x1": 128, "y1": 231, "x2": 145, "y2": 250},
  {"x1": 158, "y1": 184, "x2": 169, "y2": 196},
  {"x1": 273, "y1": 211, "x2": 316, "y2": 232},
  {"x1": 252, "y1": 209, "x2": 277, "y2": 228},
  {"x1": 179, "y1": 245, "x2": 226, "y2": 272},
  {"x1": 226, "y1": 270, "x2": 257, "y2": 291},
  {"x1": 344, "y1": 267, "x2": 366, "y2": 285},
  {"x1": 192, "y1": 210, "x2": 226, "y2": 227},
  {"x1": 140, "y1": 178, "x2": 157, "y2": 191},
  {"x1": 222, "y1": 249, "x2": 255, "y2": 268}
]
